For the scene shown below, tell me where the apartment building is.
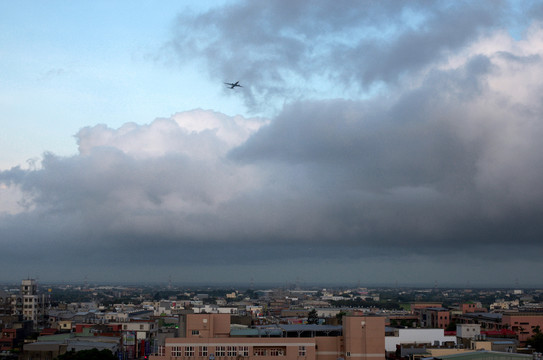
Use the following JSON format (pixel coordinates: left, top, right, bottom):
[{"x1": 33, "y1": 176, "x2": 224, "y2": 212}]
[
  {"x1": 150, "y1": 313, "x2": 385, "y2": 360},
  {"x1": 420, "y1": 307, "x2": 451, "y2": 329},
  {"x1": 20, "y1": 279, "x2": 45, "y2": 329}
]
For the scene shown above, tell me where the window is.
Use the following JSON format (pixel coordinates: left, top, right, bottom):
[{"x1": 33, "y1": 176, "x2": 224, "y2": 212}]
[
  {"x1": 199, "y1": 346, "x2": 208, "y2": 357},
  {"x1": 254, "y1": 348, "x2": 267, "y2": 356},
  {"x1": 270, "y1": 348, "x2": 284, "y2": 356},
  {"x1": 298, "y1": 346, "x2": 306, "y2": 356},
  {"x1": 185, "y1": 346, "x2": 195, "y2": 357},
  {"x1": 227, "y1": 346, "x2": 237, "y2": 357},
  {"x1": 192, "y1": 330, "x2": 200, "y2": 335},
  {"x1": 239, "y1": 346, "x2": 249, "y2": 357},
  {"x1": 158, "y1": 346, "x2": 165, "y2": 356},
  {"x1": 216, "y1": 346, "x2": 226, "y2": 357},
  {"x1": 172, "y1": 346, "x2": 182, "y2": 357},
  {"x1": 140, "y1": 325, "x2": 144, "y2": 330}
]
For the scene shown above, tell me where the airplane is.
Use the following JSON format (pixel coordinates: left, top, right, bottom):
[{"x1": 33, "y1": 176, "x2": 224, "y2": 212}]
[{"x1": 224, "y1": 81, "x2": 242, "y2": 89}]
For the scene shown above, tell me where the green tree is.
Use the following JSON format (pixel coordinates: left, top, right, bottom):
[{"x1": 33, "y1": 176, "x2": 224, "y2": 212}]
[
  {"x1": 526, "y1": 327, "x2": 543, "y2": 353},
  {"x1": 55, "y1": 348, "x2": 117, "y2": 360},
  {"x1": 307, "y1": 309, "x2": 319, "y2": 324},
  {"x1": 336, "y1": 311, "x2": 347, "y2": 325}
]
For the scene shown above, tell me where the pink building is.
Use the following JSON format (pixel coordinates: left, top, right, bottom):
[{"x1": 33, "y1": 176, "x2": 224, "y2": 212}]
[
  {"x1": 461, "y1": 303, "x2": 485, "y2": 314},
  {"x1": 502, "y1": 312, "x2": 543, "y2": 344},
  {"x1": 420, "y1": 308, "x2": 450, "y2": 329},
  {"x1": 410, "y1": 303, "x2": 442, "y2": 314},
  {"x1": 150, "y1": 313, "x2": 385, "y2": 360}
]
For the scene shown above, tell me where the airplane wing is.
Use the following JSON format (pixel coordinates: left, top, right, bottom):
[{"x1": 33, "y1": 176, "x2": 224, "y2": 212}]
[{"x1": 224, "y1": 81, "x2": 241, "y2": 88}]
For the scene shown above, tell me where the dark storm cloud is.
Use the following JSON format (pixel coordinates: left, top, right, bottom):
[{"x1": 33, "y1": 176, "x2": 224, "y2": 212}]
[
  {"x1": 3, "y1": 44, "x2": 543, "y2": 278},
  {"x1": 2, "y1": 2, "x2": 543, "y2": 284},
  {"x1": 169, "y1": 0, "x2": 504, "y2": 110},
  {"x1": 229, "y1": 51, "x2": 543, "y2": 253}
]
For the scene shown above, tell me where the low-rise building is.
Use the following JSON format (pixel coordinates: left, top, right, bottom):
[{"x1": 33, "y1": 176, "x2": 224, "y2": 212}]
[
  {"x1": 385, "y1": 327, "x2": 456, "y2": 353},
  {"x1": 150, "y1": 313, "x2": 385, "y2": 360}
]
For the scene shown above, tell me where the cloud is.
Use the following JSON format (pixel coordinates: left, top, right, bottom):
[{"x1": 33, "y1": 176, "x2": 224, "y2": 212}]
[
  {"x1": 2, "y1": 3, "x2": 543, "y2": 284},
  {"x1": 168, "y1": 0, "x2": 507, "y2": 111}
]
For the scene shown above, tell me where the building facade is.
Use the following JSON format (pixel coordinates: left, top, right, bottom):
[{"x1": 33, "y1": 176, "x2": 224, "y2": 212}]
[{"x1": 150, "y1": 313, "x2": 385, "y2": 360}]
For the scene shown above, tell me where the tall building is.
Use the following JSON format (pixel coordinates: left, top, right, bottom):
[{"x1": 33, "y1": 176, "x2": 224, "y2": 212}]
[{"x1": 20, "y1": 279, "x2": 44, "y2": 330}]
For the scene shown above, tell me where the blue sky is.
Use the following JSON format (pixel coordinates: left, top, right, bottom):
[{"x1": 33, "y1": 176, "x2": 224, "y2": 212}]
[
  {"x1": 0, "y1": 1, "x2": 242, "y2": 169},
  {"x1": 1, "y1": 1, "x2": 543, "y2": 286}
]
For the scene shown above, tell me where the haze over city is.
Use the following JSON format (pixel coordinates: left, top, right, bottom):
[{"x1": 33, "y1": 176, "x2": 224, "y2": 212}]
[{"x1": 1, "y1": 1, "x2": 542, "y2": 286}]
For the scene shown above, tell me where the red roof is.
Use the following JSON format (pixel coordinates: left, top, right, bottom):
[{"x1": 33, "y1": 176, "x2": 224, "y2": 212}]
[
  {"x1": 39, "y1": 328, "x2": 58, "y2": 335},
  {"x1": 482, "y1": 329, "x2": 516, "y2": 336}
]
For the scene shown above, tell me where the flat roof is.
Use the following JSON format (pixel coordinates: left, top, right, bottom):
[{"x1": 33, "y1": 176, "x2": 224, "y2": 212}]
[
  {"x1": 279, "y1": 324, "x2": 342, "y2": 332},
  {"x1": 424, "y1": 350, "x2": 531, "y2": 360}
]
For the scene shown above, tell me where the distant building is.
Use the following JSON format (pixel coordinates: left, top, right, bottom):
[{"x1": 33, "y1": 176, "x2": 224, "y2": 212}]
[
  {"x1": 422, "y1": 350, "x2": 531, "y2": 360},
  {"x1": 1, "y1": 279, "x2": 48, "y2": 332},
  {"x1": 455, "y1": 311, "x2": 543, "y2": 345},
  {"x1": 21, "y1": 335, "x2": 120, "y2": 360},
  {"x1": 385, "y1": 327, "x2": 456, "y2": 353},
  {"x1": 20, "y1": 279, "x2": 46, "y2": 330},
  {"x1": 420, "y1": 308, "x2": 451, "y2": 329},
  {"x1": 461, "y1": 303, "x2": 485, "y2": 314}
]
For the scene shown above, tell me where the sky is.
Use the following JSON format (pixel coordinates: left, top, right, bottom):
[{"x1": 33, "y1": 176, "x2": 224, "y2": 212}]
[{"x1": 1, "y1": 0, "x2": 543, "y2": 287}]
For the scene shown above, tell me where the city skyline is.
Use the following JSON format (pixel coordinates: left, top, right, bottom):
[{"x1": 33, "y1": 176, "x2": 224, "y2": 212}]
[{"x1": 1, "y1": 1, "x2": 543, "y2": 286}]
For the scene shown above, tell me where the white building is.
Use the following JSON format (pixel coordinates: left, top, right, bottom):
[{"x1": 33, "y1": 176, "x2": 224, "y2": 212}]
[
  {"x1": 192, "y1": 304, "x2": 239, "y2": 314},
  {"x1": 456, "y1": 324, "x2": 481, "y2": 339},
  {"x1": 119, "y1": 320, "x2": 158, "y2": 341},
  {"x1": 385, "y1": 328, "x2": 457, "y2": 352}
]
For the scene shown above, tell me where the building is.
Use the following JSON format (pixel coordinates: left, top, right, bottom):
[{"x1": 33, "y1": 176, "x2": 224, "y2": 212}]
[
  {"x1": 385, "y1": 328, "x2": 456, "y2": 353},
  {"x1": 461, "y1": 303, "x2": 485, "y2": 314},
  {"x1": 21, "y1": 335, "x2": 120, "y2": 360},
  {"x1": 20, "y1": 279, "x2": 46, "y2": 330},
  {"x1": 420, "y1": 308, "x2": 451, "y2": 329},
  {"x1": 422, "y1": 350, "x2": 532, "y2": 360},
  {"x1": 456, "y1": 311, "x2": 543, "y2": 345},
  {"x1": 456, "y1": 324, "x2": 481, "y2": 341},
  {"x1": 150, "y1": 313, "x2": 385, "y2": 360},
  {"x1": 501, "y1": 312, "x2": 543, "y2": 344}
]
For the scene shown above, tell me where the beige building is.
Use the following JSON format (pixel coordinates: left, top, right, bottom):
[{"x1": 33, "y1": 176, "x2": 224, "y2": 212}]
[
  {"x1": 20, "y1": 279, "x2": 44, "y2": 330},
  {"x1": 150, "y1": 313, "x2": 385, "y2": 360}
]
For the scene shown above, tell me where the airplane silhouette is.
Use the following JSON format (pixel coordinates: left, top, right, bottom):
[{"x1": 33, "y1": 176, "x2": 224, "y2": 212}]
[{"x1": 224, "y1": 81, "x2": 242, "y2": 89}]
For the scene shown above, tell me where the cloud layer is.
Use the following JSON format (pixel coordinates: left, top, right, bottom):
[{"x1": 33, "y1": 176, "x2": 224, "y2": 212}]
[
  {"x1": 2, "y1": 1, "x2": 543, "y2": 285},
  {"x1": 169, "y1": 0, "x2": 532, "y2": 111}
]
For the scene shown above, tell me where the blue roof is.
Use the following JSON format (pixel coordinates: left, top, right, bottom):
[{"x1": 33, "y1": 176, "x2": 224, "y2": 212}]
[{"x1": 279, "y1": 324, "x2": 342, "y2": 332}]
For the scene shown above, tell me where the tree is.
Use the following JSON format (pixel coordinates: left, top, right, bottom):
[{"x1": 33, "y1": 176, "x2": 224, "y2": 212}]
[
  {"x1": 55, "y1": 348, "x2": 117, "y2": 360},
  {"x1": 307, "y1": 309, "x2": 319, "y2": 324},
  {"x1": 445, "y1": 321, "x2": 457, "y2": 332},
  {"x1": 526, "y1": 326, "x2": 543, "y2": 353},
  {"x1": 336, "y1": 311, "x2": 347, "y2": 325}
]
